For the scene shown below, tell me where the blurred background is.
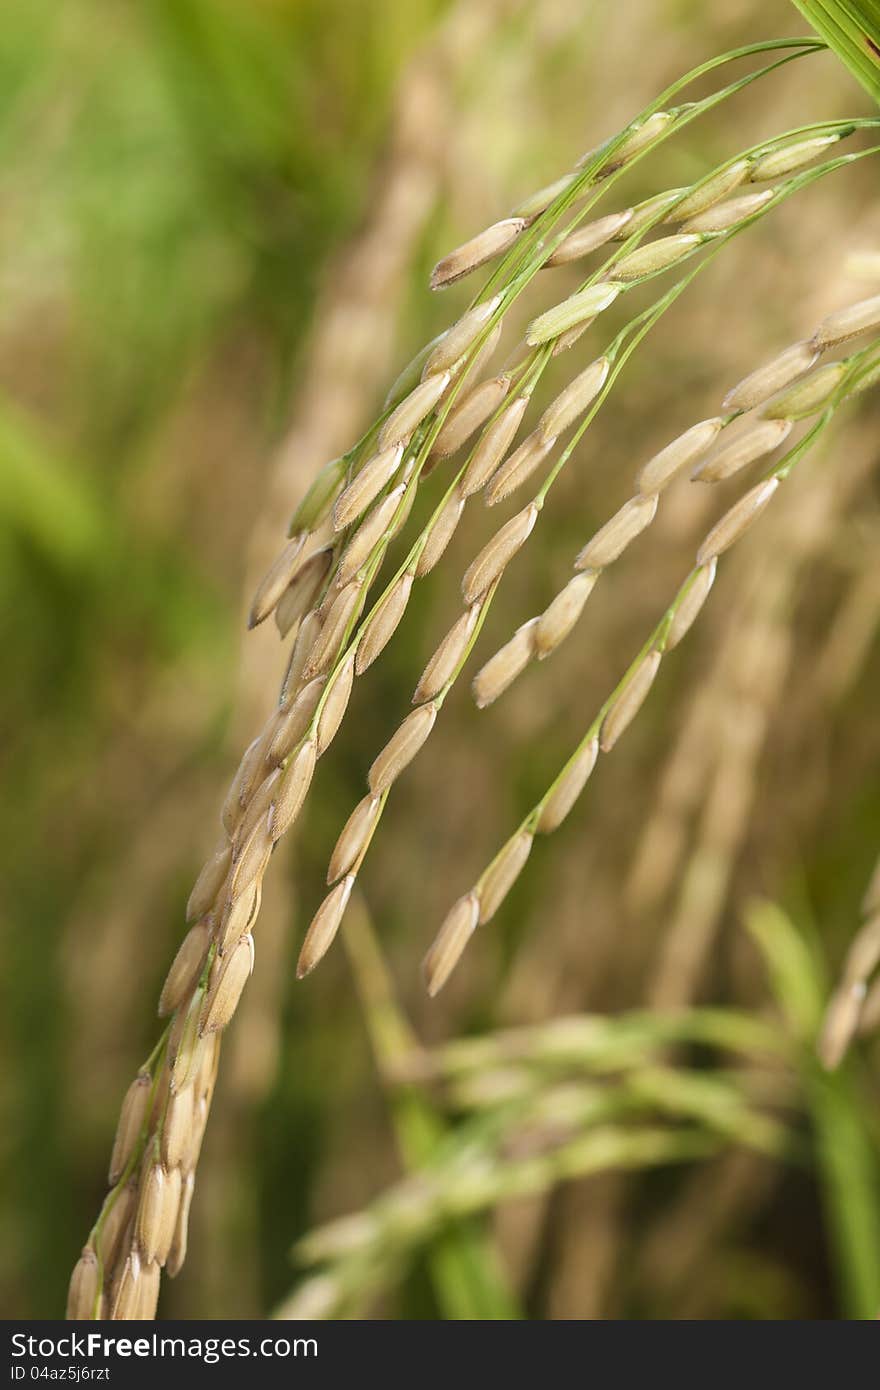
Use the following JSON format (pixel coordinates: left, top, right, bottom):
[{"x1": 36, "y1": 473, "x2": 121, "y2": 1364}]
[{"x1": 2, "y1": 0, "x2": 880, "y2": 1320}]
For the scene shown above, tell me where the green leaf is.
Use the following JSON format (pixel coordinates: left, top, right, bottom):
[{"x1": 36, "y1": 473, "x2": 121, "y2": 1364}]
[{"x1": 790, "y1": 3, "x2": 880, "y2": 104}]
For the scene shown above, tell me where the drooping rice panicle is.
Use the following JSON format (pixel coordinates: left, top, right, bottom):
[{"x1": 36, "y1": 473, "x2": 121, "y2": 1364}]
[
  {"x1": 426, "y1": 343, "x2": 880, "y2": 993},
  {"x1": 473, "y1": 289, "x2": 880, "y2": 706},
  {"x1": 74, "y1": 36, "x2": 880, "y2": 1318}
]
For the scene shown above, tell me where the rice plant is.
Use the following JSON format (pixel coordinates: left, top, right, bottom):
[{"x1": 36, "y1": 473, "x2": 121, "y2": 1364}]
[{"x1": 21, "y1": 2, "x2": 877, "y2": 1321}]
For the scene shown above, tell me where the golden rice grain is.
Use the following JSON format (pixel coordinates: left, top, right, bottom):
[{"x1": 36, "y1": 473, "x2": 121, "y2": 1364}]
[
  {"x1": 268, "y1": 677, "x2": 325, "y2": 763},
  {"x1": 302, "y1": 582, "x2": 362, "y2": 678},
  {"x1": 425, "y1": 297, "x2": 502, "y2": 372},
  {"x1": 600, "y1": 650, "x2": 662, "y2": 751},
  {"x1": 248, "y1": 534, "x2": 308, "y2": 629},
  {"x1": 536, "y1": 738, "x2": 599, "y2": 833},
  {"x1": 696, "y1": 478, "x2": 779, "y2": 563},
  {"x1": 160, "y1": 1089, "x2": 193, "y2": 1171},
  {"x1": 484, "y1": 429, "x2": 555, "y2": 506},
  {"x1": 472, "y1": 619, "x2": 538, "y2": 708},
  {"x1": 109, "y1": 1073, "x2": 152, "y2": 1186},
  {"x1": 430, "y1": 219, "x2": 526, "y2": 290},
  {"x1": 635, "y1": 418, "x2": 724, "y2": 494},
  {"x1": 545, "y1": 210, "x2": 633, "y2": 265},
  {"x1": 423, "y1": 892, "x2": 479, "y2": 997},
  {"x1": 666, "y1": 560, "x2": 717, "y2": 650},
  {"x1": 67, "y1": 1249, "x2": 100, "y2": 1320},
  {"x1": 274, "y1": 546, "x2": 333, "y2": 638},
  {"x1": 166, "y1": 1172, "x2": 194, "y2": 1278},
  {"x1": 185, "y1": 842, "x2": 231, "y2": 924},
  {"x1": 538, "y1": 356, "x2": 609, "y2": 440},
  {"x1": 681, "y1": 189, "x2": 774, "y2": 234},
  {"x1": 229, "y1": 820, "x2": 272, "y2": 902},
  {"x1": 111, "y1": 1249, "x2": 142, "y2": 1320},
  {"x1": 431, "y1": 375, "x2": 511, "y2": 458},
  {"x1": 268, "y1": 738, "x2": 317, "y2": 840},
  {"x1": 693, "y1": 418, "x2": 792, "y2": 482},
  {"x1": 316, "y1": 649, "x2": 357, "y2": 753},
  {"x1": 378, "y1": 371, "x2": 451, "y2": 449},
  {"x1": 478, "y1": 831, "x2": 533, "y2": 922},
  {"x1": 535, "y1": 572, "x2": 598, "y2": 656},
  {"x1": 280, "y1": 610, "x2": 325, "y2": 702},
  {"x1": 296, "y1": 876, "x2": 355, "y2": 978},
  {"x1": 413, "y1": 603, "x2": 480, "y2": 704},
  {"x1": 327, "y1": 795, "x2": 381, "y2": 883},
  {"x1": 332, "y1": 444, "x2": 404, "y2": 531},
  {"x1": 158, "y1": 922, "x2": 211, "y2": 1018},
  {"x1": 811, "y1": 292, "x2": 880, "y2": 348},
  {"x1": 460, "y1": 396, "x2": 529, "y2": 497},
  {"x1": 368, "y1": 703, "x2": 437, "y2": 794},
  {"x1": 722, "y1": 342, "x2": 818, "y2": 411},
  {"x1": 96, "y1": 1184, "x2": 136, "y2": 1271},
  {"x1": 461, "y1": 503, "x2": 538, "y2": 602},
  {"x1": 200, "y1": 933, "x2": 254, "y2": 1035},
  {"x1": 574, "y1": 493, "x2": 657, "y2": 569},
  {"x1": 416, "y1": 489, "x2": 465, "y2": 578},
  {"x1": 135, "y1": 1161, "x2": 167, "y2": 1265},
  {"x1": 337, "y1": 488, "x2": 406, "y2": 584}
]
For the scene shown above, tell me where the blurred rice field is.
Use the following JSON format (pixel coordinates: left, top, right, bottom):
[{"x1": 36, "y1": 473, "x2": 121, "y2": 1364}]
[{"x1": 2, "y1": 0, "x2": 880, "y2": 1319}]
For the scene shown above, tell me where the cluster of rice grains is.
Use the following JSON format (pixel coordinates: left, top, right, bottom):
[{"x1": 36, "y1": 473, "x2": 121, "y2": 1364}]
[{"x1": 69, "y1": 38, "x2": 880, "y2": 1317}]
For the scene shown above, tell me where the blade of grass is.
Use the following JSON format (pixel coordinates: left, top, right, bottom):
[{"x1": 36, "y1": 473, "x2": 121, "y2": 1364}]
[
  {"x1": 790, "y1": 3, "x2": 880, "y2": 103},
  {"x1": 341, "y1": 894, "x2": 521, "y2": 1319},
  {"x1": 746, "y1": 898, "x2": 880, "y2": 1318}
]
